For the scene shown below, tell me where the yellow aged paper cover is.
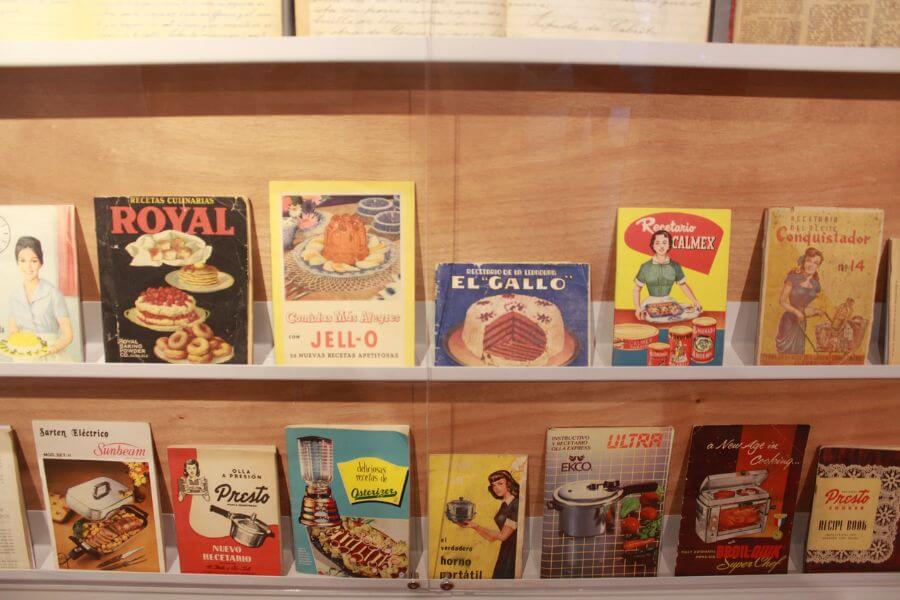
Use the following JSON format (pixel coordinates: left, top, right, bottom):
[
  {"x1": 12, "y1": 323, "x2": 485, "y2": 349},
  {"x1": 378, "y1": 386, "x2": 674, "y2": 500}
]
[
  {"x1": 269, "y1": 181, "x2": 416, "y2": 366},
  {"x1": 428, "y1": 454, "x2": 527, "y2": 580},
  {"x1": 756, "y1": 207, "x2": 883, "y2": 366}
]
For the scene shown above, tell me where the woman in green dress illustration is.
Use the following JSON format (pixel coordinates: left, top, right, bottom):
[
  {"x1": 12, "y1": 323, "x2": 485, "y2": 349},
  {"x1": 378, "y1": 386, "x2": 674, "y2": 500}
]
[{"x1": 632, "y1": 230, "x2": 701, "y2": 320}]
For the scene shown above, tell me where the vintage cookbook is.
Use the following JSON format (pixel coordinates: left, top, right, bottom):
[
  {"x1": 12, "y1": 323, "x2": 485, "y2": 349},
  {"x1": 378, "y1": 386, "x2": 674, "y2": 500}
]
[
  {"x1": 0, "y1": 426, "x2": 33, "y2": 569},
  {"x1": 434, "y1": 263, "x2": 592, "y2": 367},
  {"x1": 732, "y1": 0, "x2": 899, "y2": 47},
  {"x1": 886, "y1": 240, "x2": 900, "y2": 364},
  {"x1": 32, "y1": 420, "x2": 165, "y2": 572},
  {"x1": 297, "y1": 0, "x2": 712, "y2": 42},
  {"x1": 674, "y1": 425, "x2": 809, "y2": 576},
  {"x1": 541, "y1": 426, "x2": 674, "y2": 578},
  {"x1": 429, "y1": 453, "x2": 528, "y2": 580},
  {"x1": 269, "y1": 182, "x2": 416, "y2": 367},
  {"x1": 0, "y1": 204, "x2": 83, "y2": 363},
  {"x1": 285, "y1": 425, "x2": 410, "y2": 578},
  {"x1": 805, "y1": 446, "x2": 900, "y2": 573},
  {"x1": 756, "y1": 207, "x2": 883, "y2": 366},
  {"x1": 168, "y1": 445, "x2": 281, "y2": 576},
  {"x1": 613, "y1": 207, "x2": 731, "y2": 367},
  {"x1": 95, "y1": 196, "x2": 252, "y2": 365}
]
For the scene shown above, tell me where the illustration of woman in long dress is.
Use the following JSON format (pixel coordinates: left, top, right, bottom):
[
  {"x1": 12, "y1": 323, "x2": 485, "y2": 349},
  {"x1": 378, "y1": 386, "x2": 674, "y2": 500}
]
[
  {"x1": 7, "y1": 236, "x2": 73, "y2": 354},
  {"x1": 775, "y1": 247, "x2": 824, "y2": 354},
  {"x1": 632, "y1": 230, "x2": 701, "y2": 320},
  {"x1": 458, "y1": 470, "x2": 520, "y2": 579}
]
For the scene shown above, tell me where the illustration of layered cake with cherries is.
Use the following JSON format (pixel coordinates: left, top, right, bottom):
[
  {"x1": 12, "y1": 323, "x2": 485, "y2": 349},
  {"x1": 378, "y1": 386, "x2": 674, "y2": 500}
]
[
  {"x1": 434, "y1": 263, "x2": 592, "y2": 367},
  {"x1": 462, "y1": 294, "x2": 565, "y2": 366},
  {"x1": 130, "y1": 286, "x2": 203, "y2": 329}
]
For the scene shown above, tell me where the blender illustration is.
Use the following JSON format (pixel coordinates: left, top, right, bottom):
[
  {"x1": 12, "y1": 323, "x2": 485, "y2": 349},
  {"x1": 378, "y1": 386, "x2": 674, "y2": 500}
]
[{"x1": 297, "y1": 436, "x2": 342, "y2": 527}]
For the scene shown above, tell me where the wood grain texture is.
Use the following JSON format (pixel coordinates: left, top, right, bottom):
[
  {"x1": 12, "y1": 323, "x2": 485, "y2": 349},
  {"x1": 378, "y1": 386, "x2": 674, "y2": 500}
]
[{"x1": 1, "y1": 64, "x2": 897, "y2": 301}]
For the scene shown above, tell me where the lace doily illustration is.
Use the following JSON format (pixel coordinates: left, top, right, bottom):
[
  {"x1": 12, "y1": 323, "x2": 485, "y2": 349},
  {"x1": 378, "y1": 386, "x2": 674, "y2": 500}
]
[{"x1": 807, "y1": 463, "x2": 900, "y2": 565}]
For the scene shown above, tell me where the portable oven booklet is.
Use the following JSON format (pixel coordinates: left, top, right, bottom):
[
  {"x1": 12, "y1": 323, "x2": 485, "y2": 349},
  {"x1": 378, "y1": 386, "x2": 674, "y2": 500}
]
[
  {"x1": 285, "y1": 425, "x2": 410, "y2": 578},
  {"x1": 168, "y1": 445, "x2": 281, "y2": 576},
  {"x1": 33, "y1": 420, "x2": 165, "y2": 572},
  {"x1": 95, "y1": 196, "x2": 252, "y2": 365},
  {"x1": 0, "y1": 204, "x2": 83, "y2": 363},
  {"x1": 674, "y1": 424, "x2": 809, "y2": 576},
  {"x1": 541, "y1": 426, "x2": 674, "y2": 578},
  {"x1": 269, "y1": 182, "x2": 416, "y2": 367},
  {"x1": 429, "y1": 453, "x2": 528, "y2": 580}
]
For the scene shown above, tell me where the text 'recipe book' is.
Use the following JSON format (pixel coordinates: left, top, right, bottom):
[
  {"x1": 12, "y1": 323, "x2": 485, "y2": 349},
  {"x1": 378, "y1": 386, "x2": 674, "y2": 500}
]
[
  {"x1": 0, "y1": 426, "x2": 33, "y2": 570},
  {"x1": 434, "y1": 263, "x2": 591, "y2": 367},
  {"x1": 296, "y1": 0, "x2": 712, "y2": 42},
  {"x1": 674, "y1": 425, "x2": 809, "y2": 576},
  {"x1": 32, "y1": 420, "x2": 166, "y2": 573},
  {"x1": 269, "y1": 181, "x2": 416, "y2": 367},
  {"x1": 541, "y1": 427, "x2": 674, "y2": 578},
  {"x1": 756, "y1": 207, "x2": 883, "y2": 366},
  {"x1": 95, "y1": 196, "x2": 252, "y2": 365},
  {"x1": 429, "y1": 453, "x2": 528, "y2": 580},
  {"x1": 613, "y1": 207, "x2": 731, "y2": 367},
  {"x1": 805, "y1": 446, "x2": 900, "y2": 573},
  {"x1": 168, "y1": 445, "x2": 281, "y2": 576},
  {"x1": 285, "y1": 425, "x2": 410, "y2": 578},
  {"x1": 0, "y1": 204, "x2": 84, "y2": 364}
]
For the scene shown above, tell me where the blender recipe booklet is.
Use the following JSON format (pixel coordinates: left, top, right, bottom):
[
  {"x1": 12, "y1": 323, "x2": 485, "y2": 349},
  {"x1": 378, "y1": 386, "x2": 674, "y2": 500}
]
[
  {"x1": 285, "y1": 425, "x2": 410, "y2": 578},
  {"x1": 32, "y1": 420, "x2": 165, "y2": 572}
]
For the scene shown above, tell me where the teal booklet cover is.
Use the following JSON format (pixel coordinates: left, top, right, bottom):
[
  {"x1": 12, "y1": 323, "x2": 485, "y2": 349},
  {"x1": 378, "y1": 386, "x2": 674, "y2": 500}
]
[{"x1": 285, "y1": 425, "x2": 410, "y2": 578}]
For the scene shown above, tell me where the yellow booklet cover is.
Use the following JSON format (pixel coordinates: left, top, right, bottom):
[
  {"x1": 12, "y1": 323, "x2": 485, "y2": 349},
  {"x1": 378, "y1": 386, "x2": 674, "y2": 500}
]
[
  {"x1": 428, "y1": 453, "x2": 527, "y2": 580},
  {"x1": 613, "y1": 207, "x2": 731, "y2": 366},
  {"x1": 756, "y1": 207, "x2": 883, "y2": 366},
  {"x1": 269, "y1": 181, "x2": 416, "y2": 366}
]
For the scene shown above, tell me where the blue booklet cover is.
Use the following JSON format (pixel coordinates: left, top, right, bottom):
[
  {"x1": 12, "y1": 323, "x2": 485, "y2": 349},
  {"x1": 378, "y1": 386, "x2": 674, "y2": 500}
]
[
  {"x1": 434, "y1": 263, "x2": 591, "y2": 366},
  {"x1": 285, "y1": 425, "x2": 410, "y2": 578}
]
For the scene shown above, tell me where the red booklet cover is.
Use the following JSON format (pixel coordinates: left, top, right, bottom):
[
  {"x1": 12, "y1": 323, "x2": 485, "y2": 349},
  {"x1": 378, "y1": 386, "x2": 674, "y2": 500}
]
[
  {"x1": 674, "y1": 425, "x2": 809, "y2": 576},
  {"x1": 168, "y1": 445, "x2": 281, "y2": 576},
  {"x1": 805, "y1": 446, "x2": 900, "y2": 573}
]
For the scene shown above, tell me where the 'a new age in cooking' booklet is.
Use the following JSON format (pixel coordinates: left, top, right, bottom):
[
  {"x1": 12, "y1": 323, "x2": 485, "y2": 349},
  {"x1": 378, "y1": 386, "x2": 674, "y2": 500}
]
[{"x1": 33, "y1": 420, "x2": 165, "y2": 572}]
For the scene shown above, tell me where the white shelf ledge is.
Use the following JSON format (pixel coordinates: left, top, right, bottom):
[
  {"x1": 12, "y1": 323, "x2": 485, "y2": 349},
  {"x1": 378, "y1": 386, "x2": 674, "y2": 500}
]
[
  {"x1": 2, "y1": 511, "x2": 897, "y2": 599},
  {"x1": 0, "y1": 37, "x2": 898, "y2": 72},
  {"x1": 0, "y1": 301, "x2": 898, "y2": 382}
]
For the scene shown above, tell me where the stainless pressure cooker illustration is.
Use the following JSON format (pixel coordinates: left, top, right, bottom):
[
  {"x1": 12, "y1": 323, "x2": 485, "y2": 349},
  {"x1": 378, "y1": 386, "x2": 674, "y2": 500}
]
[
  {"x1": 445, "y1": 497, "x2": 476, "y2": 525},
  {"x1": 548, "y1": 480, "x2": 659, "y2": 537}
]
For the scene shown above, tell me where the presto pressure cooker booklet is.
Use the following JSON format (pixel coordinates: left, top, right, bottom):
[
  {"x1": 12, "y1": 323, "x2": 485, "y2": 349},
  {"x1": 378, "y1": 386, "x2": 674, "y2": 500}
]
[
  {"x1": 33, "y1": 420, "x2": 165, "y2": 572},
  {"x1": 541, "y1": 426, "x2": 674, "y2": 578},
  {"x1": 674, "y1": 424, "x2": 809, "y2": 576},
  {"x1": 168, "y1": 445, "x2": 281, "y2": 576}
]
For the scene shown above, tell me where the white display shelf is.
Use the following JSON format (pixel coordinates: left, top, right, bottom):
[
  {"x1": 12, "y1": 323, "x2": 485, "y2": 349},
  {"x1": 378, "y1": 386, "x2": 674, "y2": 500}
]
[
  {"x1": 2, "y1": 511, "x2": 898, "y2": 599},
  {"x1": 1, "y1": 301, "x2": 899, "y2": 382},
  {"x1": 0, "y1": 37, "x2": 898, "y2": 73}
]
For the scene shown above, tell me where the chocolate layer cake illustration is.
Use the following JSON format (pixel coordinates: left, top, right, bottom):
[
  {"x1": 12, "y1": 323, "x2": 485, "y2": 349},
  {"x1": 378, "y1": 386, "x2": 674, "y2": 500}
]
[{"x1": 462, "y1": 294, "x2": 565, "y2": 366}]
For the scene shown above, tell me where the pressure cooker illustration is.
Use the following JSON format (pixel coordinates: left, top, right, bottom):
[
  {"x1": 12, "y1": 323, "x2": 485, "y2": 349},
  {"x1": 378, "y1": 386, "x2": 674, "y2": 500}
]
[{"x1": 548, "y1": 480, "x2": 658, "y2": 537}]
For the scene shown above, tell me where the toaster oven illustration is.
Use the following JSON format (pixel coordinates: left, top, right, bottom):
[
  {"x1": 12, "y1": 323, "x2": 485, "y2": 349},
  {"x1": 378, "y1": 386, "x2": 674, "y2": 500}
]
[{"x1": 695, "y1": 470, "x2": 773, "y2": 543}]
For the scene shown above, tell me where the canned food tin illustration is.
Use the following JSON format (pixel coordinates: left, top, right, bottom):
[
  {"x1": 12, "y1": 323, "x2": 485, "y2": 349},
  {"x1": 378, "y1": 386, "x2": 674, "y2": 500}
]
[
  {"x1": 669, "y1": 325, "x2": 692, "y2": 366},
  {"x1": 691, "y1": 317, "x2": 717, "y2": 364},
  {"x1": 647, "y1": 342, "x2": 670, "y2": 366}
]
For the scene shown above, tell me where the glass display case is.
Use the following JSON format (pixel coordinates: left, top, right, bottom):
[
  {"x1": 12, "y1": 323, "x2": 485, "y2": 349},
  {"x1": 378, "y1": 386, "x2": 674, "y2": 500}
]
[{"x1": 0, "y1": 4, "x2": 898, "y2": 597}]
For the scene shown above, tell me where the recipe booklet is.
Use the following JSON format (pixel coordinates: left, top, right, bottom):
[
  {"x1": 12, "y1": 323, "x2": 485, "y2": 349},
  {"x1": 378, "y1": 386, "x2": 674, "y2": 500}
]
[
  {"x1": 33, "y1": 420, "x2": 165, "y2": 572},
  {"x1": 0, "y1": 426, "x2": 33, "y2": 570}
]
